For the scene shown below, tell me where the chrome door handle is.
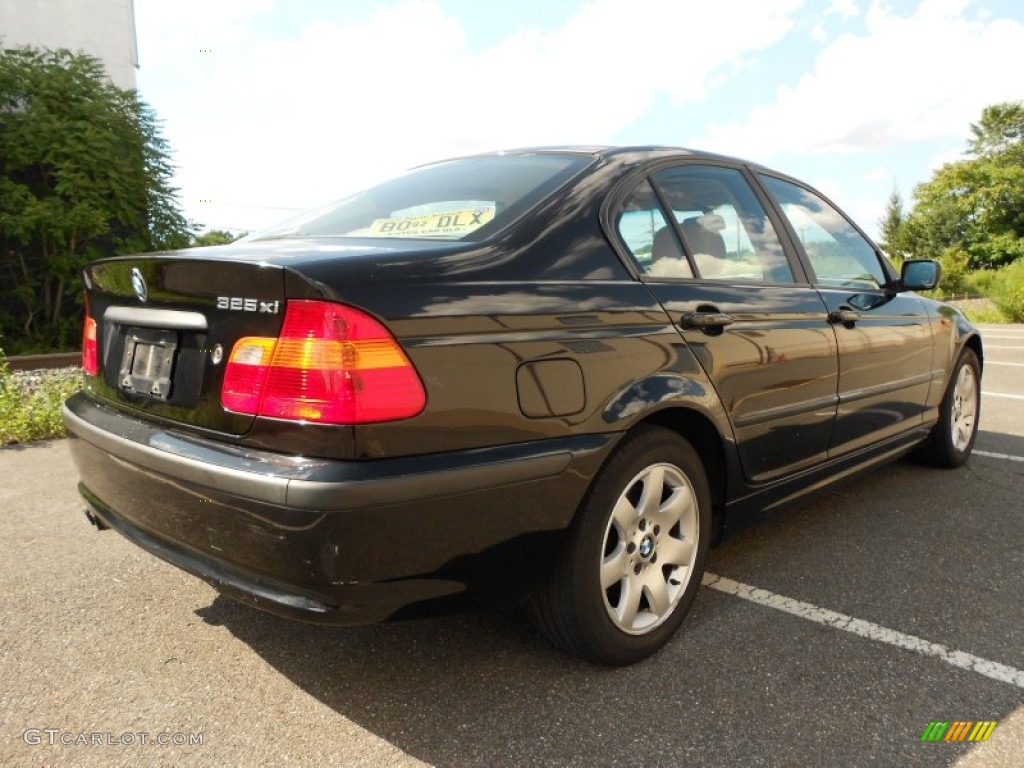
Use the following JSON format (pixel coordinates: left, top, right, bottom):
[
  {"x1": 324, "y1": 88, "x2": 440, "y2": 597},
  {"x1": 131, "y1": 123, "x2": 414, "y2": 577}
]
[
  {"x1": 828, "y1": 307, "x2": 860, "y2": 326},
  {"x1": 680, "y1": 311, "x2": 734, "y2": 330}
]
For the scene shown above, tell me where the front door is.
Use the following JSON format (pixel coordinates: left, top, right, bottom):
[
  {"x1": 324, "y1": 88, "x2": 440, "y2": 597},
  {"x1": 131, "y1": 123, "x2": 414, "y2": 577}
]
[{"x1": 757, "y1": 175, "x2": 934, "y2": 456}]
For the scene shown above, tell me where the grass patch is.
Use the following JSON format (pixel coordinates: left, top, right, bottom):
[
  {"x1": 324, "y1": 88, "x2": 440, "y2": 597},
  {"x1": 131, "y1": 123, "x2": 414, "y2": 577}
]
[
  {"x1": 964, "y1": 304, "x2": 1010, "y2": 324},
  {"x1": 0, "y1": 355, "x2": 82, "y2": 445},
  {"x1": 924, "y1": 260, "x2": 1024, "y2": 323},
  {"x1": 949, "y1": 298, "x2": 1009, "y2": 324}
]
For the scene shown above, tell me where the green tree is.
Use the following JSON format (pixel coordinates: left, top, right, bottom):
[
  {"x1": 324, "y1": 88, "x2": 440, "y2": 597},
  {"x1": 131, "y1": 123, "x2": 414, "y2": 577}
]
[
  {"x1": 968, "y1": 102, "x2": 1024, "y2": 157},
  {"x1": 0, "y1": 46, "x2": 191, "y2": 352},
  {"x1": 905, "y1": 101, "x2": 1024, "y2": 270},
  {"x1": 877, "y1": 187, "x2": 908, "y2": 262},
  {"x1": 902, "y1": 101, "x2": 1024, "y2": 270},
  {"x1": 191, "y1": 229, "x2": 245, "y2": 247}
]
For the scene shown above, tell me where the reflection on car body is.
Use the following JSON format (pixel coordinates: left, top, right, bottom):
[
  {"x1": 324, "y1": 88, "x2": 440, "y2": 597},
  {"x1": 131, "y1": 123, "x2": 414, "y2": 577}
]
[{"x1": 64, "y1": 146, "x2": 982, "y2": 665}]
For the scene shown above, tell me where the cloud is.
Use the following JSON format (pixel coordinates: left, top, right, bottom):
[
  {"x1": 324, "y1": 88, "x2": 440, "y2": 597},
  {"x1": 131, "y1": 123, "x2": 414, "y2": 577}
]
[
  {"x1": 826, "y1": 0, "x2": 861, "y2": 20},
  {"x1": 135, "y1": 0, "x2": 275, "y2": 68},
  {"x1": 134, "y1": 0, "x2": 803, "y2": 231},
  {"x1": 697, "y1": 0, "x2": 1024, "y2": 161},
  {"x1": 862, "y1": 166, "x2": 888, "y2": 183}
]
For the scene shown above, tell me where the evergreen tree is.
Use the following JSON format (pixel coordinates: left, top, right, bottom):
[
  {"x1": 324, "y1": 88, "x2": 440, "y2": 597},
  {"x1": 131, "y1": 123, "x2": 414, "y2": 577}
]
[{"x1": 877, "y1": 187, "x2": 907, "y2": 261}]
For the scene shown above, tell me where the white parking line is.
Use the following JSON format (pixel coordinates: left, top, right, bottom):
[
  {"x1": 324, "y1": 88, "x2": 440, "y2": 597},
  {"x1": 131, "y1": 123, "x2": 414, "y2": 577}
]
[
  {"x1": 702, "y1": 573, "x2": 1024, "y2": 689},
  {"x1": 978, "y1": 335, "x2": 1024, "y2": 339},
  {"x1": 984, "y1": 345, "x2": 1024, "y2": 349},
  {"x1": 987, "y1": 361, "x2": 1024, "y2": 367},
  {"x1": 983, "y1": 392, "x2": 1024, "y2": 400},
  {"x1": 974, "y1": 450, "x2": 1024, "y2": 463}
]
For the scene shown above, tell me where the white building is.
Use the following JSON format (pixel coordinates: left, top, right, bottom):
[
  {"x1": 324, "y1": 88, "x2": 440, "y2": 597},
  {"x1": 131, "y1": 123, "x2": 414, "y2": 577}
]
[{"x1": 0, "y1": 0, "x2": 137, "y2": 90}]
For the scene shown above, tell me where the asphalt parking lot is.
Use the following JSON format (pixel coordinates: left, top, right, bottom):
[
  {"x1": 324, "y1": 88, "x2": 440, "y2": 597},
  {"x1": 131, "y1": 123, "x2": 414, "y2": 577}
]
[{"x1": 2, "y1": 325, "x2": 1022, "y2": 767}]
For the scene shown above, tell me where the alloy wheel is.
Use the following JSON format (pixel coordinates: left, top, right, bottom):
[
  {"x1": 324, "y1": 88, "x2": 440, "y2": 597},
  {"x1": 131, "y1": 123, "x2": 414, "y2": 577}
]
[
  {"x1": 600, "y1": 463, "x2": 699, "y2": 635},
  {"x1": 951, "y1": 363, "x2": 978, "y2": 453}
]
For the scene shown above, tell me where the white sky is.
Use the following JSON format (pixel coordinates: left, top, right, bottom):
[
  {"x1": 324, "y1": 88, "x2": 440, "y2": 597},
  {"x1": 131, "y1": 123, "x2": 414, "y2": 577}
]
[{"x1": 133, "y1": 0, "x2": 1024, "y2": 239}]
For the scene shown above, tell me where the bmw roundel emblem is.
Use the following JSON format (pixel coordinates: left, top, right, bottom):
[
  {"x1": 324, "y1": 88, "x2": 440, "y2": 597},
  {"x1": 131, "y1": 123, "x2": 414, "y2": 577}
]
[
  {"x1": 130, "y1": 268, "x2": 147, "y2": 303},
  {"x1": 639, "y1": 537, "x2": 654, "y2": 558}
]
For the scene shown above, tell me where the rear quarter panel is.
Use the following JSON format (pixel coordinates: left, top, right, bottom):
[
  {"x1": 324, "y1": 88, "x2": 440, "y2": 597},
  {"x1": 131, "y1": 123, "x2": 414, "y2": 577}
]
[{"x1": 357, "y1": 279, "x2": 728, "y2": 458}]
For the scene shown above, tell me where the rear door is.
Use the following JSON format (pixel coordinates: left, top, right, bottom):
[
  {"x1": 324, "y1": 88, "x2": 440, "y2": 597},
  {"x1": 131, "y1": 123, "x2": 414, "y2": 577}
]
[
  {"x1": 613, "y1": 163, "x2": 839, "y2": 484},
  {"x1": 757, "y1": 174, "x2": 934, "y2": 456}
]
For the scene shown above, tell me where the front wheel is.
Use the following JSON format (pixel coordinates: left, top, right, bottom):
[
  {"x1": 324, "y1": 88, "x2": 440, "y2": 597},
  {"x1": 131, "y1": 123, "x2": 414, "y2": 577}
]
[
  {"x1": 916, "y1": 347, "x2": 981, "y2": 467},
  {"x1": 529, "y1": 426, "x2": 711, "y2": 665}
]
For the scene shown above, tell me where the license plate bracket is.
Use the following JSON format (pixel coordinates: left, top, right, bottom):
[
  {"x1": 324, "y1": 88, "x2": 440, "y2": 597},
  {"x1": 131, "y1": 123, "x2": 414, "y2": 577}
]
[{"x1": 119, "y1": 327, "x2": 178, "y2": 400}]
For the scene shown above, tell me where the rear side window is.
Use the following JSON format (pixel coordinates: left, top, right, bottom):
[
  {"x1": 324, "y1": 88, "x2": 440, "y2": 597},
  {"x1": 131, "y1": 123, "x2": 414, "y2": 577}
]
[
  {"x1": 250, "y1": 154, "x2": 592, "y2": 242},
  {"x1": 651, "y1": 166, "x2": 794, "y2": 283},
  {"x1": 615, "y1": 180, "x2": 693, "y2": 278},
  {"x1": 760, "y1": 175, "x2": 886, "y2": 289}
]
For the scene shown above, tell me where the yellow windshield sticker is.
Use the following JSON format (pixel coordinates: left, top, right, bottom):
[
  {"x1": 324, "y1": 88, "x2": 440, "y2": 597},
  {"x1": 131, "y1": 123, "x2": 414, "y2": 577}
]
[{"x1": 367, "y1": 205, "x2": 496, "y2": 238}]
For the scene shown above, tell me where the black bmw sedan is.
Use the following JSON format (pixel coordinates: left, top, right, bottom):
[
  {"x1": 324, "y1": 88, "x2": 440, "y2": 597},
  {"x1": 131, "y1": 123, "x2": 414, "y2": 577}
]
[{"x1": 63, "y1": 146, "x2": 982, "y2": 665}]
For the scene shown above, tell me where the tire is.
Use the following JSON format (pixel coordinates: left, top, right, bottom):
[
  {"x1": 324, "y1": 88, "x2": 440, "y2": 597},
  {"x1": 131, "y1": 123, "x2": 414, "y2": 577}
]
[
  {"x1": 916, "y1": 347, "x2": 981, "y2": 468},
  {"x1": 528, "y1": 425, "x2": 712, "y2": 665}
]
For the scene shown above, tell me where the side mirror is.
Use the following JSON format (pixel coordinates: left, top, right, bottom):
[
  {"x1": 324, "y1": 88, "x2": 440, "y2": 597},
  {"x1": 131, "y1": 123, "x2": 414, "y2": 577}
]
[{"x1": 900, "y1": 259, "x2": 941, "y2": 291}]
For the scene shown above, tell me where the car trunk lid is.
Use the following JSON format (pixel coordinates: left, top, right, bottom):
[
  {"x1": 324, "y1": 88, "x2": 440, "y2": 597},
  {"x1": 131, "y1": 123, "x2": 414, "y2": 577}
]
[{"x1": 84, "y1": 255, "x2": 288, "y2": 435}]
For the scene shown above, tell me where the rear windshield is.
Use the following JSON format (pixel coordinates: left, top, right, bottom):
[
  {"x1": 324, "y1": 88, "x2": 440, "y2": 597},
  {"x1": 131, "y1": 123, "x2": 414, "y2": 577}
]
[{"x1": 250, "y1": 153, "x2": 593, "y2": 242}]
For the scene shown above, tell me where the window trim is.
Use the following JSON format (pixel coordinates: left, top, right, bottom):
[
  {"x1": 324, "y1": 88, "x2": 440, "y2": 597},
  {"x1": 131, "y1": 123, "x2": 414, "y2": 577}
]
[{"x1": 646, "y1": 174, "x2": 699, "y2": 278}]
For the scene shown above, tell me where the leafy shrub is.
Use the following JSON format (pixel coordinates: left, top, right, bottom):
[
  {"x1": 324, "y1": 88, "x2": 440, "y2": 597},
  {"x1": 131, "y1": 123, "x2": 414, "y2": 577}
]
[
  {"x1": 938, "y1": 247, "x2": 971, "y2": 295},
  {"x1": 0, "y1": 47, "x2": 190, "y2": 354},
  {"x1": 989, "y1": 259, "x2": 1024, "y2": 322},
  {"x1": 0, "y1": 352, "x2": 82, "y2": 444},
  {"x1": 963, "y1": 269, "x2": 999, "y2": 296}
]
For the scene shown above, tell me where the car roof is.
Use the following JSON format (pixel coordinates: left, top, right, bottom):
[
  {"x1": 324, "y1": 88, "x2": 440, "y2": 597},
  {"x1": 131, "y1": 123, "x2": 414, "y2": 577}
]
[{"x1": 434, "y1": 145, "x2": 773, "y2": 173}]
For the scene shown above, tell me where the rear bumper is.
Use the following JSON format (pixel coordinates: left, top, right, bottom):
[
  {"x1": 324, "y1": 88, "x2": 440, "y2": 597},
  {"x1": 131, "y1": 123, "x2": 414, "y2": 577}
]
[
  {"x1": 62, "y1": 393, "x2": 615, "y2": 623},
  {"x1": 64, "y1": 392, "x2": 579, "y2": 511}
]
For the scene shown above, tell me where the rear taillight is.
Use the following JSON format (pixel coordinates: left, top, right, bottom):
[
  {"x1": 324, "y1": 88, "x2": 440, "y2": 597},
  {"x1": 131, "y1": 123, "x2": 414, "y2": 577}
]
[
  {"x1": 82, "y1": 298, "x2": 98, "y2": 375},
  {"x1": 221, "y1": 300, "x2": 426, "y2": 424}
]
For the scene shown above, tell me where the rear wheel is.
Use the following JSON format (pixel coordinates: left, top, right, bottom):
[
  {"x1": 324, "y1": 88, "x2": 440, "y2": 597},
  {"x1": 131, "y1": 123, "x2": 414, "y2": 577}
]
[
  {"x1": 529, "y1": 426, "x2": 711, "y2": 665},
  {"x1": 916, "y1": 348, "x2": 981, "y2": 467}
]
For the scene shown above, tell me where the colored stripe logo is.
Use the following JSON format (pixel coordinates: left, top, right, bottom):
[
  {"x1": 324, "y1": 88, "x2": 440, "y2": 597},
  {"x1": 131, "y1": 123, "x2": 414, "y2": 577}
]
[{"x1": 920, "y1": 721, "x2": 998, "y2": 742}]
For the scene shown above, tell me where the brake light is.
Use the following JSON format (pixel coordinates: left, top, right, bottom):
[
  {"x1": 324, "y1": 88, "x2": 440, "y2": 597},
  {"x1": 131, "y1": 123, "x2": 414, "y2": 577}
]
[
  {"x1": 221, "y1": 300, "x2": 426, "y2": 424},
  {"x1": 82, "y1": 298, "x2": 98, "y2": 375}
]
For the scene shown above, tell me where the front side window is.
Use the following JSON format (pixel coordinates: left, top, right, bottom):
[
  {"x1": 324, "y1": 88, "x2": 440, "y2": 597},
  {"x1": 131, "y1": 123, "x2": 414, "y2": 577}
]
[
  {"x1": 760, "y1": 175, "x2": 886, "y2": 290},
  {"x1": 250, "y1": 154, "x2": 592, "y2": 243},
  {"x1": 650, "y1": 165, "x2": 794, "y2": 283}
]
